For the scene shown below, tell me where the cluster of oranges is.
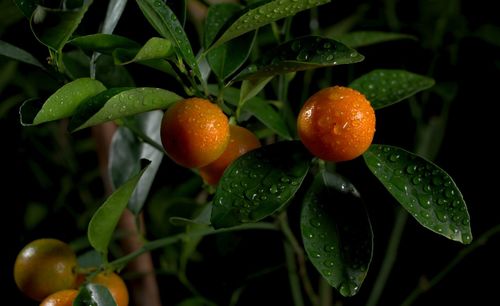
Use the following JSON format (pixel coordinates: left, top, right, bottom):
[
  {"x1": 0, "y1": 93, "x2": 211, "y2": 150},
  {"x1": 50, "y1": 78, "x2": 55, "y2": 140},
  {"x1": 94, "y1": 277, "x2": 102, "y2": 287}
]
[
  {"x1": 161, "y1": 85, "x2": 375, "y2": 180},
  {"x1": 14, "y1": 238, "x2": 129, "y2": 306}
]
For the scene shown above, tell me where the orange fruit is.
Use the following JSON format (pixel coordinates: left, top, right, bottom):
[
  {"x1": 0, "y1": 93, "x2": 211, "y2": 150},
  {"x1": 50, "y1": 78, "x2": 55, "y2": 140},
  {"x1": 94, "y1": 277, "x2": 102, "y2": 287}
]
[
  {"x1": 160, "y1": 97, "x2": 230, "y2": 168},
  {"x1": 297, "y1": 86, "x2": 375, "y2": 162},
  {"x1": 14, "y1": 238, "x2": 78, "y2": 301},
  {"x1": 199, "y1": 125, "x2": 261, "y2": 185},
  {"x1": 91, "y1": 271, "x2": 129, "y2": 306},
  {"x1": 40, "y1": 289, "x2": 78, "y2": 306}
]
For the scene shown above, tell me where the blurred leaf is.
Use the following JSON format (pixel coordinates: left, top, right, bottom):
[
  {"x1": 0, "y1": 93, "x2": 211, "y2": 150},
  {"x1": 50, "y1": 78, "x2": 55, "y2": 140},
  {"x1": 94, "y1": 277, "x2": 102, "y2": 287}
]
[
  {"x1": 205, "y1": 3, "x2": 257, "y2": 81},
  {"x1": 301, "y1": 171, "x2": 372, "y2": 297},
  {"x1": 176, "y1": 297, "x2": 217, "y2": 306},
  {"x1": 30, "y1": 0, "x2": 93, "y2": 51},
  {"x1": 24, "y1": 202, "x2": 48, "y2": 230},
  {"x1": 13, "y1": 0, "x2": 37, "y2": 18},
  {"x1": 335, "y1": 31, "x2": 416, "y2": 48},
  {"x1": 69, "y1": 34, "x2": 140, "y2": 55},
  {"x1": 20, "y1": 78, "x2": 106, "y2": 126},
  {"x1": 170, "y1": 202, "x2": 213, "y2": 226},
  {"x1": 349, "y1": 69, "x2": 435, "y2": 109},
  {"x1": 70, "y1": 87, "x2": 182, "y2": 131},
  {"x1": 363, "y1": 145, "x2": 472, "y2": 244},
  {"x1": 109, "y1": 111, "x2": 164, "y2": 214},
  {"x1": 74, "y1": 283, "x2": 117, "y2": 306},
  {"x1": 95, "y1": 55, "x2": 136, "y2": 88},
  {"x1": 211, "y1": 141, "x2": 310, "y2": 228},
  {"x1": 136, "y1": 0, "x2": 201, "y2": 79},
  {"x1": 209, "y1": 0, "x2": 331, "y2": 50},
  {"x1": 475, "y1": 24, "x2": 500, "y2": 47},
  {"x1": 239, "y1": 77, "x2": 273, "y2": 105},
  {"x1": 0, "y1": 40, "x2": 45, "y2": 69},
  {"x1": 115, "y1": 37, "x2": 175, "y2": 64},
  {"x1": 102, "y1": 0, "x2": 128, "y2": 34},
  {"x1": 77, "y1": 250, "x2": 104, "y2": 269},
  {"x1": 234, "y1": 36, "x2": 363, "y2": 81},
  {"x1": 88, "y1": 161, "x2": 151, "y2": 255}
]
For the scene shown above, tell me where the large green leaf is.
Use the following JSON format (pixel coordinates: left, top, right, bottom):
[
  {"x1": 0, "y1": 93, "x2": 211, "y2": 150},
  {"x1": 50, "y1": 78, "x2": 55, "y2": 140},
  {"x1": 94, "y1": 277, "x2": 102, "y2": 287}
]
[
  {"x1": 74, "y1": 283, "x2": 117, "y2": 306},
  {"x1": 233, "y1": 36, "x2": 363, "y2": 81},
  {"x1": 0, "y1": 40, "x2": 45, "y2": 69},
  {"x1": 69, "y1": 87, "x2": 182, "y2": 131},
  {"x1": 205, "y1": 3, "x2": 256, "y2": 81},
  {"x1": 19, "y1": 78, "x2": 106, "y2": 126},
  {"x1": 30, "y1": 0, "x2": 93, "y2": 51},
  {"x1": 136, "y1": 0, "x2": 201, "y2": 79},
  {"x1": 69, "y1": 34, "x2": 140, "y2": 55},
  {"x1": 349, "y1": 69, "x2": 435, "y2": 109},
  {"x1": 301, "y1": 171, "x2": 372, "y2": 297},
  {"x1": 211, "y1": 141, "x2": 311, "y2": 228},
  {"x1": 88, "y1": 161, "x2": 150, "y2": 255},
  {"x1": 109, "y1": 111, "x2": 164, "y2": 215},
  {"x1": 209, "y1": 0, "x2": 331, "y2": 50},
  {"x1": 335, "y1": 31, "x2": 416, "y2": 48},
  {"x1": 363, "y1": 145, "x2": 472, "y2": 244}
]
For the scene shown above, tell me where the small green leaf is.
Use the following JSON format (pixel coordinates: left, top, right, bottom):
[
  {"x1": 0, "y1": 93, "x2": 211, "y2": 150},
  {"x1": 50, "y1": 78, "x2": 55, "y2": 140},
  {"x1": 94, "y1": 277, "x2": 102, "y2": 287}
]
[
  {"x1": 20, "y1": 78, "x2": 106, "y2": 126},
  {"x1": 69, "y1": 34, "x2": 141, "y2": 55},
  {"x1": 234, "y1": 36, "x2": 363, "y2": 81},
  {"x1": 0, "y1": 40, "x2": 45, "y2": 69},
  {"x1": 239, "y1": 77, "x2": 273, "y2": 105},
  {"x1": 209, "y1": 0, "x2": 331, "y2": 50},
  {"x1": 301, "y1": 171, "x2": 373, "y2": 297},
  {"x1": 74, "y1": 283, "x2": 117, "y2": 306},
  {"x1": 335, "y1": 31, "x2": 416, "y2": 48},
  {"x1": 88, "y1": 161, "x2": 151, "y2": 255},
  {"x1": 136, "y1": 0, "x2": 201, "y2": 79},
  {"x1": 70, "y1": 87, "x2": 182, "y2": 131},
  {"x1": 349, "y1": 69, "x2": 435, "y2": 109},
  {"x1": 363, "y1": 145, "x2": 472, "y2": 244},
  {"x1": 205, "y1": 4, "x2": 257, "y2": 81},
  {"x1": 13, "y1": 0, "x2": 37, "y2": 18},
  {"x1": 30, "y1": 0, "x2": 93, "y2": 51},
  {"x1": 211, "y1": 141, "x2": 311, "y2": 228},
  {"x1": 109, "y1": 111, "x2": 164, "y2": 214},
  {"x1": 116, "y1": 37, "x2": 175, "y2": 65}
]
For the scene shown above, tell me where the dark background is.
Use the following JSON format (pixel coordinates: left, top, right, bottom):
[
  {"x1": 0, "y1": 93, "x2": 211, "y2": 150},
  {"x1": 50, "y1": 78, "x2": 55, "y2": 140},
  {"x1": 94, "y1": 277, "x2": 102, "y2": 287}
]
[{"x1": 2, "y1": 0, "x2": 499, "y2": 305}]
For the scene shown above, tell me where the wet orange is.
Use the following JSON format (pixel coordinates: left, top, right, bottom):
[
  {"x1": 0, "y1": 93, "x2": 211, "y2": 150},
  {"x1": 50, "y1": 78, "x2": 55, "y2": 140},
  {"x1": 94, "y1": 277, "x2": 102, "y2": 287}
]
[
  {"x1": 297, "y1": 86, "x2": 375, "y2": 162},
  {"x1": 40, "y1": 289, "x2": 78, "y2": 306},
  {"x1": 161, "y1": 97, "x2": 230, "y2": 168},
  {"x1": 91, "y1": 271, "x2": 129, "y2": 306}
]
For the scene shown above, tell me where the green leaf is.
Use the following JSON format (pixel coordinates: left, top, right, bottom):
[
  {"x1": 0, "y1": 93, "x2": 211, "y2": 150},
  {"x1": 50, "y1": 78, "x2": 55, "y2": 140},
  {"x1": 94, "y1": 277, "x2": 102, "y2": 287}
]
[
  {"x1": 335, "y1": 31, "x2": 416, "y2": 48},
  {"x1": 88, "y1": 161, "x2": 151, "y2": 255},
  {"x1": 13, "y1": 0, "x2": 37, "y2": 18},
  {"x1": 363, "y1": 145, "x2": 472, "y2": 244},
  {"x1": 70, "y1": 87, "x2": 182, "y2": 131},
  {"x1": 30, "y1": 0, "x2": 93, "y2": 51},
  {"x1": 205, "y1": 4, "x2": 257, "y2": 81},
  {"x1": 211, "y1": 141, "x2": 311, "y2": 228},
  {"x1": 167, "y1": 0, "x2": 187, "y2": 28},
  {"x1": 136, "y1": 0, "x2": 201, "y2": 79},
  {"x1": 209, "y1": 0, "x2": 331, "y2": 50},
  {"x1": 115, "y1": 37, "x2": 175, "y2": 65},
  {"x1": 234, "y1": 36, "x2": 363, "y2": 81},
  {"x1": 301, "y1": 171, "x2": 373, "y2": 297},
  {"x1": 109, "y1": 111, "x2": 164, "y2": 214},
  {"x1": 0, "y1": 40, "x2": 45, "y2": 69},
  {"x1": 69, "y1": 34, "x2": 141, "y2": 55},
  {"x1": 19, "y1": 78, "x2": 106, "y2": 126},
  {"x1": 349, "y1": 69, "x2": 435, "y2": 109},
  {"x1": 74, "y1": 283, "x2": 117, "y2": 306},
  {"x1": 239, "y1": 77, "x2": 273, "y2": 105}
]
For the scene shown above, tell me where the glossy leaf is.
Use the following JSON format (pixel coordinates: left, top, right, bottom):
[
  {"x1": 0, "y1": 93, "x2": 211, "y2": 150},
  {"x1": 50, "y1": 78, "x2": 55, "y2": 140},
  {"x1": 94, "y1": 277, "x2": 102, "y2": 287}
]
[
  {"x1": 30, "y1": 0, "x2": 93, "y2": 51},
  {"x1": 205, "y1": 4, "x2": 256, "y2": 81},
  {"x1": 19, "y1": 78, "x2": 106, "y2": 126},
  {"x1": 234, "y1": 36, "x2": 363, "y2": 80},
  {"x1": 167, "y1": 0, "x2": 187, "y2": 27},
  {"x1": 116, "y1": 37, "x2": 175, "y2": 64},
  {"x1": 0, "y1": 40, "x2": 45, "y2": 69},
  {"x1": 88, "y1": 161, "x2": 151, "y2": 255},
  {"x1": 336, "y1": 31, "x2": 416, "y2": 48},
  {"x1": 13, "y1": 0, "x2": 37, "y2": 18},
  {"x1": 211, "y1": 141, "x2": 311, "y2": 228},
  {"x1": 136, "y1": 0, "x2": 201, "y2": 79},
  {"x1": 70, "y1": 87, "x2": 182, "y2": 131},
  {"x1": 102, "y1": 0, "x2": 128, "y2": 34},
  {"x1": 74, "y1": 283, "x2": 117, "y2": 306},
  {"x1": 349, "y1": 69, "x2": 435, "y2": 109},
  {"x1": 109, "y1": 111, "x2": 164, "y2": 214},
  {"x1": 209, "y1": 0, "x2": 331, "y2": 50},
  {"x1": 301, "y1": 171, "x2": 373, "y2": 296},
  {"x1": 363, "y1": 145, "x2": 472, "y2": 244},
  {"x1": 69, "y1": 34, "x2": 140, "y2": 55}
]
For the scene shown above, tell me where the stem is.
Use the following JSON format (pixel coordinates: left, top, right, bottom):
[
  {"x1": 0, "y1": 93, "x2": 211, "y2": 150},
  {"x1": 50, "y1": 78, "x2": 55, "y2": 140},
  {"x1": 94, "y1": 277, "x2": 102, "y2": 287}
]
[
  {"x1": 121, "y1": 121, "x2": 167, "y2": 155},
  {"x1": 401, "y1": 224, "x2": 500, "y2": 306},
  {"x1": 284, "y1": 241, "x2": 305, "y2": 306},
  {"x1": 108, "y1": 223, "x2": 278, "y2": 270},
  {"x1": 318, "y1": 277, "x2": 332, "y2": 306},
  {"x1": 366, "y1": 207, "x2": 408, "y2": 306}
]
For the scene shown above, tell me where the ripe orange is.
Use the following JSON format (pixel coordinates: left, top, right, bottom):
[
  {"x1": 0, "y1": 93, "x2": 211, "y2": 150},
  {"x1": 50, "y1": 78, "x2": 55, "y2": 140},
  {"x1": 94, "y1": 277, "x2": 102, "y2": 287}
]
[
  {"x1": 91, "y1": 271, "x2": 129, "y2": 306},
  {"x1": 40, "y1": 289, "x2": 78, "y2": 306},
  {"x1": 13, "y1": 238, "x2": 78, "y2": 301},
  {"x1": 199, "y1": 125, "x2": 261, "y2": 185},
  {"x1": 160, "y1": 97, "x2": 230, "y2": 168},
  {"x1": 297, "y1": 86, "x2": 375, "y2": 162}
]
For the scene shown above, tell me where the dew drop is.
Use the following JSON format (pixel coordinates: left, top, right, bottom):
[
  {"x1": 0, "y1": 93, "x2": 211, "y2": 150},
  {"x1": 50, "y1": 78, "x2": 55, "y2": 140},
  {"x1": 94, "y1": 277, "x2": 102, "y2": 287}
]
[
  {"x1": 324, "y1": 260, "x2": 334, "y2": 267},
  {"x1": 406, "y1": 165, "x2": 417, "y2": 174},
  {"x1": 444, "y1": 188, "x2": 455, "y2": 199},
  {"x1": 389, "y1": 154, "x2": 400, "y2": 162},
  {"x1": 326, "y1": 54, "x2": 334, "y2": 61},
  {"x1": 310, "y1": 218, "x2": 321, "y2": 228},
  {"x1": 269, "y1": 185, "x2": 278, "y2": 194},
  {"x1": 432, "y1": 176, "x2": 443, "y2": 186},
  {"x1": 412, "y1": 176, "x2": 422, "y2": 185},
  {"x1": 324, "y1": 245, "x2": 335, "y2": 252},
  {"x1": 435, "y1": 211, "x2": 448, "y2": 223},
  {"x1": 418, "y1": 195, "x2": 432, "y2": 209}
]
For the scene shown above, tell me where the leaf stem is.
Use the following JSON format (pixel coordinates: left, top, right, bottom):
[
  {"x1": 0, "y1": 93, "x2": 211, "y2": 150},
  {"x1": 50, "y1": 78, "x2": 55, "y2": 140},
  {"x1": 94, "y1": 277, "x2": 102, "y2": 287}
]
[{"x1": 284, "y1": 241, "x2": 305, "y2": 306}]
